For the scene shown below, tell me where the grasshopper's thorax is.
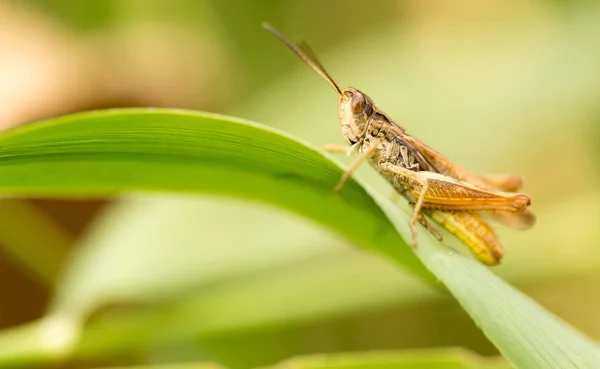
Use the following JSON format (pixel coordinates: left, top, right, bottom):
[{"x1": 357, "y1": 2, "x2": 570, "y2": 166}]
[
  {"x1": 338, "y1": 88, "x2": 375, "y2": 146},
  {"x1": 339, "y1": 87, "x2": 428, "y2": 192}
]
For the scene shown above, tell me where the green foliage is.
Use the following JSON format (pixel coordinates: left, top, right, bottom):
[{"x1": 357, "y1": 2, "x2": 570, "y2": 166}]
[
  {"x1": 0, "y1": 110, "x2": 597, "y2": 368},
  {"x1": 92, "y1": 348, "x2": 510, "y2": 369}
]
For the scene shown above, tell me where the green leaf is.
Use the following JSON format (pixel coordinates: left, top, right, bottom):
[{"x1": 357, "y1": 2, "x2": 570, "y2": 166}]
[
  {"x1": 0, "y1": 108, "x2": 432, "y2": 312},
  {"x1": 90, "y1": 348, "x2": 510, "y2": 369},
  {"x1": 51, "y1": 197, "x2": 434, "y2": 332},
  {"x1": 0, "y1": 199, "x2": 71, "y2": 285},
  {"x1": 0, "y1": 109, "x2": 598, "y2": 368},
  {"x1": 373, "y1": 198, "x2": 600, "y2": 369},
  {"x1": 261, "y1": 348, "x2": 510, "y2": 369}
]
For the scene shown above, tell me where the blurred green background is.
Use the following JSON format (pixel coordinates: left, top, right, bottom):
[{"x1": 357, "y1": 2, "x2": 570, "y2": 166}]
[{"x1": 1, "y1": 0, "x2": 600, "y2": 368}]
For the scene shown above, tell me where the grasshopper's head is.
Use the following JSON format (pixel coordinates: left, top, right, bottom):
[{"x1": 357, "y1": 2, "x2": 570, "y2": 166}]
[
  {"x1": 338, "y1": 88, "x2": 375, "y2": 145},
  {"x1": 263, "y1": 23, "x2": 374, "y2": 145}
]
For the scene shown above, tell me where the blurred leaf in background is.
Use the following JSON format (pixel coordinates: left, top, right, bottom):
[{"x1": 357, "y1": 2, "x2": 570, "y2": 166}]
[{"x1": 0, "y1": 0, "x2": 600, "y2": 368}]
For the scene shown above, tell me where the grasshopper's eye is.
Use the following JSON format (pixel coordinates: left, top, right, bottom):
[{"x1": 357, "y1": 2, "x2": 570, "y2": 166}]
[
  {"x1": 351, "y1": 92, "x2": 366, "y2": 114},
  {"x1": 350, "y1": 92, "x2": 366, "y2": 114}
]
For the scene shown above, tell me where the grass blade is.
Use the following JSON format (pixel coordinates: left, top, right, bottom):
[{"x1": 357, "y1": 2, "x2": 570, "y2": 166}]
[{"x1": 0, "y1": 109, "x2": 597, "y2": 368}]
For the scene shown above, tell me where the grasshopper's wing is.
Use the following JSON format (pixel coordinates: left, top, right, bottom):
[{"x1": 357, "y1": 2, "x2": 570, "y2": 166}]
[
  {"x1": 481, "y1": 209, "x2": 536, "y2": 230},
  {"x1": 479, "y1": 174, "x2": 523, "y2": 192},
  {"x1": 474, "y1": 174, "x2": 534, "y2": 229},
  {"x1": 474, "y1": 175, "x2": 534, "y2": 229},
  {"x1": 403, "y1": 135, "x2": 489, "y2": 187},
  {"x1": 406, "y1": 135, "x2": 525, "y2": 192}
]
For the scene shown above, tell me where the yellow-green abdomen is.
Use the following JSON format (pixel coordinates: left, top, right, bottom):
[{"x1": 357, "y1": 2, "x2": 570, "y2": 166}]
[{"x1": 431, "y1": 211, "x2": 504, "y2": 265}]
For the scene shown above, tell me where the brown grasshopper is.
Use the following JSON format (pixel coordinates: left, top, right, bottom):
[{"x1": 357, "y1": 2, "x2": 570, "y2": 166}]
[{"x1": 263, "y1": 23, "x2": 534, "y2": 265}]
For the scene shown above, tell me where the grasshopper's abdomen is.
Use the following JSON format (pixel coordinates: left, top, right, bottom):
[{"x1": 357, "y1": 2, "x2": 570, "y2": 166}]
[{"x1": 430, "y1": 211, "x2": 503, "y2": 265}]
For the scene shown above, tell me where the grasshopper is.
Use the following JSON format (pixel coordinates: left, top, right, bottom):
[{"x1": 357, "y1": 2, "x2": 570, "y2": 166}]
[{"x1": 263, "y1": 23, "x2": 534, "y2": 265}]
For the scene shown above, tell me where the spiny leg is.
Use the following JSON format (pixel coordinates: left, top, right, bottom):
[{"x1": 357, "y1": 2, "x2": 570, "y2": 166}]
[{"x1": 333, "y1": 143, "x2": 378, "y2": 192}]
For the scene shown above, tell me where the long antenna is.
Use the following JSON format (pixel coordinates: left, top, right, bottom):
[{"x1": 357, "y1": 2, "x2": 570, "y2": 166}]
[{"x1": 263, "y1": 22, "x2": 342, "y2": 95}]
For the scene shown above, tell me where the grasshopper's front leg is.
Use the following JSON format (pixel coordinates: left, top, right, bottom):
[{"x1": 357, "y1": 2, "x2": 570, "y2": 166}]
[
  {"x1": 323, "y1": 144, "x2": 353, "y2": 155},
  {"x1": 325, "y1": 142, "x2": 378, "y2": 192}
]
